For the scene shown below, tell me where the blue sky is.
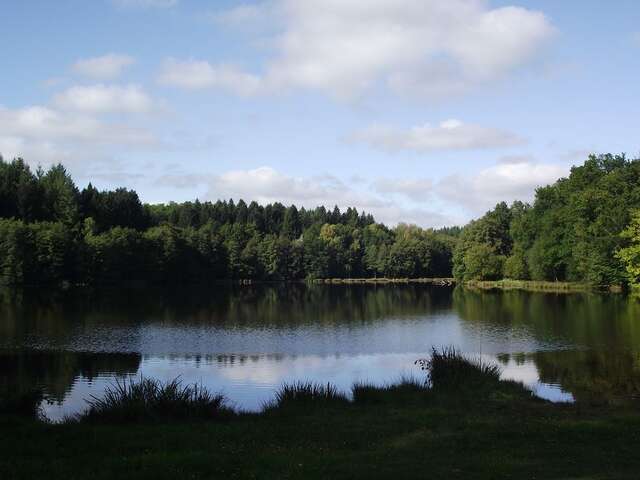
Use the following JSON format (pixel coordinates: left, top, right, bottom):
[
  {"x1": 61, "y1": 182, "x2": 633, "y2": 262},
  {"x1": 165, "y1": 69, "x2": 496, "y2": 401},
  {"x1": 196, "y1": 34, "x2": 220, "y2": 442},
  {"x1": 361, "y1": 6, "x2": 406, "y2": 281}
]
[{"x1": 1, "y1": 0, "x2": 638, "y2": 226}]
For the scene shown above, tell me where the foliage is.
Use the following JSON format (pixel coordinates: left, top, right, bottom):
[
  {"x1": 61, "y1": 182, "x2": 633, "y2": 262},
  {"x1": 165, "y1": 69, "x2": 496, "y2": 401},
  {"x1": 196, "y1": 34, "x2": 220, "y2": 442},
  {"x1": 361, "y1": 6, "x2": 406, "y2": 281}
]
[
  {"x1": 0, "y1": 157, "x2": 456, "y2": 285},
  {"x1": 4, "y1": 153, "x2": 640, "y2": 286},
  {"x1": 616, "y1": 210, "x2": 640, "y2": 286},
  {"x1": 453, "y1": 154, "x2": 640, "y2": 286}
]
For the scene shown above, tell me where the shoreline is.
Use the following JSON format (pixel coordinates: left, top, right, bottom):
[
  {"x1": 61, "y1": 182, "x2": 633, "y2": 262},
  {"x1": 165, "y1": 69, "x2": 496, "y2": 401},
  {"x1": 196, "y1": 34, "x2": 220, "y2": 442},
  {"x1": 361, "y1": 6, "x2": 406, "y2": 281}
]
[{"x1": 463, "y1": 279, "x2": 624, "y2": 293}]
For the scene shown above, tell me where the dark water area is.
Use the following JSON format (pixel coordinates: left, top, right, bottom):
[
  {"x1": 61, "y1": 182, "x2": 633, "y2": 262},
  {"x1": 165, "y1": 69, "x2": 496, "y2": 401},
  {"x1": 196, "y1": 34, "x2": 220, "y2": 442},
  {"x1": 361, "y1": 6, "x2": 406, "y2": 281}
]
[{"x1": 1, "y1": 284, "x2": 639, "y2": 420}]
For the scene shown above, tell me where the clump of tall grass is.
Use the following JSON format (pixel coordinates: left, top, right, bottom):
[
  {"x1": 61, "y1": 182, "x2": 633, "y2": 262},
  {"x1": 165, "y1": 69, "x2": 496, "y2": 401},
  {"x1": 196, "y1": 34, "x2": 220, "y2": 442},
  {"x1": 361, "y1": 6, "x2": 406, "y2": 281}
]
[
  {"x1": 0, "y1": 388, "x2": 43, "y2": 419},
  {"x1": 416, "y1": 347, "x2": 501, "y2": 392},
  {"x1": 266, "y1": 381, "x2": 349, "y2": 410},
  {"x1": 352, "y1": 376, "x2": 428, "y2": 405},
  {"x1": 80, "y1": 377, "x2": 231, "y2": 423}
]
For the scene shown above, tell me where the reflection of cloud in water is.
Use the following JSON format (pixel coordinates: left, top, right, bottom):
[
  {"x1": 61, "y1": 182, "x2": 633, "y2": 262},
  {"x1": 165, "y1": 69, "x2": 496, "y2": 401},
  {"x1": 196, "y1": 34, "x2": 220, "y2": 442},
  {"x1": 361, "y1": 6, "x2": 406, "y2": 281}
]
[
  {"x1": 495, "y1": 355, "x2": 573, "y2": 403},
  {"x1": 34, "y1": 351, "x2": 577, "y2": 421}
]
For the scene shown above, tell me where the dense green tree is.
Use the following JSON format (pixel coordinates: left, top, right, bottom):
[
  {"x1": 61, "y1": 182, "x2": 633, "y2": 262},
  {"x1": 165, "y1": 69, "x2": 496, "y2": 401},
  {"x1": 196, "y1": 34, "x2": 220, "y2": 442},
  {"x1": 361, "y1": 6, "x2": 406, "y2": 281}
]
[
  {"x1": 616, "y1": 210, "x2": 640, "y2": 287},
  {"x1": 4, "y1": 154, "x2": 639, "y2": 287},
  {"x1": 40, "y1": 164, "x2": 79, "y2": 225}
]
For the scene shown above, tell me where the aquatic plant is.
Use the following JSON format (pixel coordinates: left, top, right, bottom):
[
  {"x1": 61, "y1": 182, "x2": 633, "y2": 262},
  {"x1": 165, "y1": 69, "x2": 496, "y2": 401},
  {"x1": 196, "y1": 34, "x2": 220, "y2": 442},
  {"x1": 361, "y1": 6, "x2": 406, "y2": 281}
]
[{"x1": 415, "y1": 347, "x2": 501, "y2": 392}]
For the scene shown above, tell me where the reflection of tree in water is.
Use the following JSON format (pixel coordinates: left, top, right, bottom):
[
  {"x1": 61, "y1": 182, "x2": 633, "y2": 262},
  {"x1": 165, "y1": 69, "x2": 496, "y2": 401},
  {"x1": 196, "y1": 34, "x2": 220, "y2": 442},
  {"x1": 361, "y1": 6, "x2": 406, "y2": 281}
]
[
  {"x1": 453, "y1": 287, "x2": 640, "y2": 351},
  {"x1": 0, "y1": 284, "x2": 454, "y2": 347},
  {"x1": 457, "y1": 288, "x2": 640, "y2": 402},
  {"x1": 152, "y1": 353, "x2": 287, "y2": 366},
  {"x1": 532, "y1": 350, "x2": 640, "y2": 403},
  {"x1": 497, "y1": 350, "x2": 640, "y2": 402},
  {"x1": 0, "y1": 352, "x2": 141, "y2": 403}
]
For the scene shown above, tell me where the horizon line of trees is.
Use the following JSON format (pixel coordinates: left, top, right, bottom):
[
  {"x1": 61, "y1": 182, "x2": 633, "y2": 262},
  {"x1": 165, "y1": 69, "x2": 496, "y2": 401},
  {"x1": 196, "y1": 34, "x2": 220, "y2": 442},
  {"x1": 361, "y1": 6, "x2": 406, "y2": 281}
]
[
  {"x1": 2, "y1": 153, "x2": 640, "y2": 288},
  {"x1": 0, "y1": 156, "x2": 457, "y2": 286}
]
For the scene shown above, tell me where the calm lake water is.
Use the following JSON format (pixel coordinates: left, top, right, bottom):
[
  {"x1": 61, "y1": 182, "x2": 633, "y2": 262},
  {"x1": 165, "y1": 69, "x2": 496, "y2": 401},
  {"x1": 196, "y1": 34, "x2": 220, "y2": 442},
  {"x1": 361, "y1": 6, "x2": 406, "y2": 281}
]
[{"x1": 1, "y1": 284, "x2": 639, "y2": 420}]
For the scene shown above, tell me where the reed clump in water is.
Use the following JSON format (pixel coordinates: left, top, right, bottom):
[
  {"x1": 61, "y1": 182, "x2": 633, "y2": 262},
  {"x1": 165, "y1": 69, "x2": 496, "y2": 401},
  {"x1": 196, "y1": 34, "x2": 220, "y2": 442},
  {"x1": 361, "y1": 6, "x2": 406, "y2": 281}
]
[
  {"x1": 416, "y1": 347, "x2": 501, "y2": 392},
  {"x1": 80, "y1": 377, "x2": 232, "y2": 423}
]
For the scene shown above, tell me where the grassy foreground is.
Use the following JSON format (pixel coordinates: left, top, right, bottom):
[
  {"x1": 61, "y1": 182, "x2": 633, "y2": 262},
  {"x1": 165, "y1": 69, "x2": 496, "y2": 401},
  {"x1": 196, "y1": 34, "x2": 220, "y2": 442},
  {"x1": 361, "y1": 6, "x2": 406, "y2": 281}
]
[{"x1": 2, "y1": 351, "x2": 640, "y2": 479}]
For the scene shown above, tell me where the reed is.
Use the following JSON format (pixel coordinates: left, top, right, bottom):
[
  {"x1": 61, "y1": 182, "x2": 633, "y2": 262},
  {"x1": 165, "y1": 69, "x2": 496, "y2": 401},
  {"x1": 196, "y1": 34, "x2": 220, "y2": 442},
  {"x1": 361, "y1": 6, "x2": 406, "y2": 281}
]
[{"x1": 80, "y1": 377, "x2": 231, "y2": 423}]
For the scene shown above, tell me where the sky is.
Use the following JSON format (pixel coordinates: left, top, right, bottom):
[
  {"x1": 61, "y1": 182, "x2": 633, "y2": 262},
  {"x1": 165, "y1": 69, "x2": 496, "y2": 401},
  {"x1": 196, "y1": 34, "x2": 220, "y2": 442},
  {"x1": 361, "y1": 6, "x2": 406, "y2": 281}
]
[{"x1": 1, "y1": 0, "x2": 638, "y2": 227}]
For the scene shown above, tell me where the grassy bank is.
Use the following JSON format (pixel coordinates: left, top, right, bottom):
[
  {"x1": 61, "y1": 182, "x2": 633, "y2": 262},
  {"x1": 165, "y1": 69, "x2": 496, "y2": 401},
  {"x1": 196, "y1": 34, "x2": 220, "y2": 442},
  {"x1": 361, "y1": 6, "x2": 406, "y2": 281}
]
[
  {"x1": 463, "y1": 279, "x2": 622, "y2": 293},
  {"x1": 2, "y1": 350, "x2": 640, "y2": 479}
]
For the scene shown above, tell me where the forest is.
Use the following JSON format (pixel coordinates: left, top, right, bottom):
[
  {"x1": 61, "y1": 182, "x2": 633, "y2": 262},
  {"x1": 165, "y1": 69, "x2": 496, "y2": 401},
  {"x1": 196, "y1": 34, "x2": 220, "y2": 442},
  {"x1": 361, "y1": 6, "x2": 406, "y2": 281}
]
[
  {"x1": 453, "y1": 154, "x2": 640, "y2": 287},
  {"x1": 0, "y1": 157, "x2": 456, "y2": 285},
  {"x1": 0, "y1": 153, "x2": 639, "y2": 287}
]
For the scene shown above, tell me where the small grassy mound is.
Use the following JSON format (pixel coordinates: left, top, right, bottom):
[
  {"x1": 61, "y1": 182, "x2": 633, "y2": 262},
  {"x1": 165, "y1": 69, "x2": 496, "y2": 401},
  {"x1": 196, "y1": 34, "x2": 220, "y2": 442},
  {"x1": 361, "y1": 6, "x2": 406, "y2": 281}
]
[
  {"x1": 266, "y1": 381, "x2": 349, "y2": 410},
  {"x1": 79, "y1": 377, "x2": 232, "y2": 423}
]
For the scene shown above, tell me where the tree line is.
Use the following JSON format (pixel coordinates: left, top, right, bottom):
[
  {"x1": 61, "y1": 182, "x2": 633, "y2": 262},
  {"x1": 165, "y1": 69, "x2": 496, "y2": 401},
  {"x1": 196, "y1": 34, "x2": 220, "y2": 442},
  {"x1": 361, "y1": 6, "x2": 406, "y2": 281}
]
[
  {"x1": 0, "y1": 157, "x2": 456, "y2": 285},
  {"x1": 452, "y1": 154, "x2": 640, "y2": 288},
  {"x1": 2, "y1": 153, "x2": 640, "y2": 288}
]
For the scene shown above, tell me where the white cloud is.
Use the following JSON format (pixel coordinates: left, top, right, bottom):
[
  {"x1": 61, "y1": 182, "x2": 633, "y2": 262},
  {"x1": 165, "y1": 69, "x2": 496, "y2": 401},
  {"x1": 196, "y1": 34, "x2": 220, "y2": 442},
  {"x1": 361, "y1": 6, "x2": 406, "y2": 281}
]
[
  {"x1": 112, "y1": 0, "x2": 178, "y2": 8},
  {"x1": 158, "y1": 59, "x2": 262, "y2": 96},
  {"x1": 164, "y1": 0, "x2": 555, "y2": 99},
  {"x1": 436, "y1": 159, "x2": 568, "y2": 214},
  {"x1": 351, "y1": 120, "x2": 526, "y2": 152},
  {"x1": 0, "y1": 105, "x2": 155, "y2": 145},
  {"x1": 373, "y1": 178, "x2": 432, "y2": 201},
  {"x1": 157, "y1": 166, "x2": 451, "y2": 227},
  {"x1": 154, "y1": 157, "x2": 571, "y2": 227},
  {"x1": 210, "y1": 4, "x2": 267, "y2": 27},
  {"x1": 0, "y1": 104, "x2": 157, "y2": 168},
  {"x1": 53, "y1": 84, "x2": 155, "y2": 114},
  {"x1": 73, "y1": 54, "x2": 135, "y2": 79}
]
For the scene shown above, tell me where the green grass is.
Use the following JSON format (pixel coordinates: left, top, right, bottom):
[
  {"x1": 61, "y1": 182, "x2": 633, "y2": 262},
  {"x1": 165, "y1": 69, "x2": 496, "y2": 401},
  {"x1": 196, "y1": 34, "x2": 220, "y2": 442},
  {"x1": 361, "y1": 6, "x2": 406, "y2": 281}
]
[{"x1": 2, "y1": 353, "x2": 640, "y2": 479}]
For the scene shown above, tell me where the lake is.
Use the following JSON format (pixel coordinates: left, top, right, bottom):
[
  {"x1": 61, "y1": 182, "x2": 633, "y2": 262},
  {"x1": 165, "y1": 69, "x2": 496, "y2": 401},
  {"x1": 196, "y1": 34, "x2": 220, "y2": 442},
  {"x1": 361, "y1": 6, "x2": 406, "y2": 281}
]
[{"x1": 1, "y1": 284, "x2": 639, "y2": 420}]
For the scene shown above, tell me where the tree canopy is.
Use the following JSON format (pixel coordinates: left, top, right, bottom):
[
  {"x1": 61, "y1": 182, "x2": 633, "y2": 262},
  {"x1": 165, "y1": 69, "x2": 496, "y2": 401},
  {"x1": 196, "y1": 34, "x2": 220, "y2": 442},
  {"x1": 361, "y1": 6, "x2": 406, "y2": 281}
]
[
  {"x1": 0, "y1": 157, "x2": 455, "y2": 285},
  {"x1": 2, "y1": 153, "x2": 640, "y2": 288},
  {"x1": 452, "y1": 154, "x2": 640, "y2": 287}
]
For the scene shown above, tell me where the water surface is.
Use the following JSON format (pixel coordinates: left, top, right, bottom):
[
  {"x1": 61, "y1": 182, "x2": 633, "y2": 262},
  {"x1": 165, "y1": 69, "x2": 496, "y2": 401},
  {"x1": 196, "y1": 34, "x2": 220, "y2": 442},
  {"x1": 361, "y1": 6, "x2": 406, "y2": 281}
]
[{"x1": 1, "y1": 285, "x2": 639, "y2": 420}]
